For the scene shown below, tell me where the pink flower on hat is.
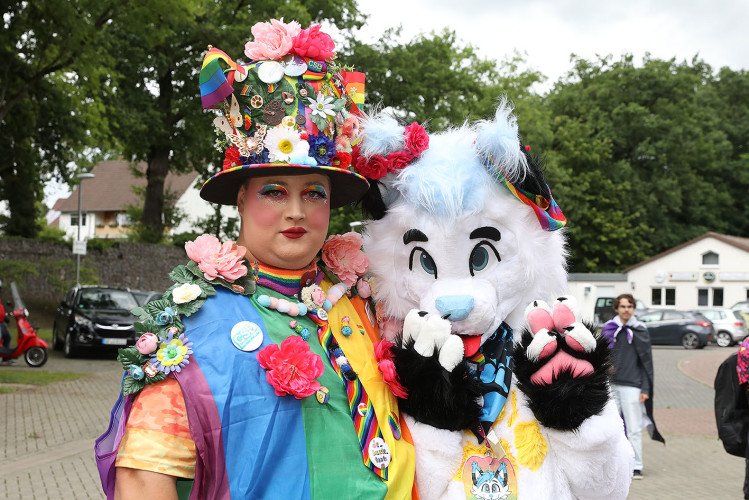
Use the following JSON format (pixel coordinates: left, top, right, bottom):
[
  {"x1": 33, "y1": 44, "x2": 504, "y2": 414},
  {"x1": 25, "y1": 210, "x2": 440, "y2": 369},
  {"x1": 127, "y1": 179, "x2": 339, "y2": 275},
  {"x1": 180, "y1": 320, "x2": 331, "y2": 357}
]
[
  {"x1": 404, "y1": 122, "x2": 429, "y2": 157},
  {"x1": 185, "y1": 234, "x2": 248, "y2": 282},
  {"x1": 257, "y1": 336, "x2": 324, "y2": 399},
  {"x1": 291, "y1": 25, "x2": 335, "y2": 60},
  {"x1": 244, "y1": 18, "x2": 301, "y2": 61},
  {"x1": 322, "y1": 232, "x2": 369, "y2": 288}
]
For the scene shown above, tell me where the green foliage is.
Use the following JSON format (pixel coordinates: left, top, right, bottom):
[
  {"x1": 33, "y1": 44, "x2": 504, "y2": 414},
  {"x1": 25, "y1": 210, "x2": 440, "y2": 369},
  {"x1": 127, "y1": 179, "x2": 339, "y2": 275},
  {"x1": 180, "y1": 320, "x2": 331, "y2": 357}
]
[
  {"x1": 191, "y1": 204, "x2": 239, "y2": 241},
  {"x1": 328, "y1": 205, "x2": 361, "y2": 236},
  {"x1": 86, "y1": 239, "x2": 119, "y2": 252},
  {"x1": 36, "y1": 226, "x2": 68, "y2": 244},
  {"x1": 545, "y1": 55, "x2": 748, "y2": 271},
  {"x1": 40, "y1": 258, "x2": 99, "y2": 293},
  {"x1": 0, "y1": 260, "x2": 40, "y2": 286},
  {"x1": 0, "y1": 371, "x2": 88, "y2": 385}
]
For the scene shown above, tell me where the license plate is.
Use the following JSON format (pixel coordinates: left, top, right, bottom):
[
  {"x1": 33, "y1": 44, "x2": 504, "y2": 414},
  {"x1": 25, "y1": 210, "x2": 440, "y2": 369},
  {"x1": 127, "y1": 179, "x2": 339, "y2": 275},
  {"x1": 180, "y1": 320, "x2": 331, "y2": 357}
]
[{"x1": 102, "y1": 338, "x2": 128, "y2": 346}]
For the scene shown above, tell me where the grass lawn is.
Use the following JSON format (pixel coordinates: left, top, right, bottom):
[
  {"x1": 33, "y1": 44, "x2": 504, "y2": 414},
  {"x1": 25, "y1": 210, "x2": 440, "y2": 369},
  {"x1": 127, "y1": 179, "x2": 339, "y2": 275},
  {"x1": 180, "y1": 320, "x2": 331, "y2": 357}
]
[{"x1": 0, "y1": 370, "x2": 88, "y2": 386}]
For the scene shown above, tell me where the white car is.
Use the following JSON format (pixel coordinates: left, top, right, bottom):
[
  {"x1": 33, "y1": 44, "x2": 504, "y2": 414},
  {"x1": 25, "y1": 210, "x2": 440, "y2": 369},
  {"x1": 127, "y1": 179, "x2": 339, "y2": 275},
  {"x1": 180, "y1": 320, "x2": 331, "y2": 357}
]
[{"x1": 695, "y1": 308, "x2": 748, "y2": 347}]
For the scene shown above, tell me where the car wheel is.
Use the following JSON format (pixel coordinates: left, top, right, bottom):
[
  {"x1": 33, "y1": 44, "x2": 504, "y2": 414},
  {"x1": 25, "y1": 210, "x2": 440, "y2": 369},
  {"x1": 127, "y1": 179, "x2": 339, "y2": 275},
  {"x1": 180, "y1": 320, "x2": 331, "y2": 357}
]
[
  {"x1": 716, "y1": 331, "x2": 734, "y2": 348},
  {"x1": 682, "y1": 332, "x2": 700, "y2": 349},
  {"x1": 52, "y1": 323, "x2": 63, "y2": 351},
  {"x1": 24, "y1": 347, "x2": 48, "y2": 367},
  {"x1": 64, "y1": 331, "x2": 77, "y2": 358}
]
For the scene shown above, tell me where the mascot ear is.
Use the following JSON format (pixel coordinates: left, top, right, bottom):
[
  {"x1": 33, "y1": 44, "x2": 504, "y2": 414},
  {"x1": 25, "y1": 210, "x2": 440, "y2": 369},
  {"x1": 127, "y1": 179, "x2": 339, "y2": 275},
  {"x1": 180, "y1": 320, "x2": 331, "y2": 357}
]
[{"x1": 475, "y1": 97, "x2": 554, "y2": 216}]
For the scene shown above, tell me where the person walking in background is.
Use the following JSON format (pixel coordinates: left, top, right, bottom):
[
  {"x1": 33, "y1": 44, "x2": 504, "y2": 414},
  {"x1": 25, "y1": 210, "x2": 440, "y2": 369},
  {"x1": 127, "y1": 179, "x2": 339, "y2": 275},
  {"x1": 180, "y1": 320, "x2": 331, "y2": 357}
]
[
  {"x1": 735, "y1": 338, "x2": 749, "y2": 499},
  {"x1": 602, "y1": 293, "x2": 665, "y2": 480}
]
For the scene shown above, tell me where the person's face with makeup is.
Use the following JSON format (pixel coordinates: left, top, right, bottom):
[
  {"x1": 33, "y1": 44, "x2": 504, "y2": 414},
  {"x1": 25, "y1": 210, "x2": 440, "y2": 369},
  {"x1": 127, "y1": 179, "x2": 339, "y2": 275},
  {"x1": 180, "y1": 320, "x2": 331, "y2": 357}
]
[{"x1": 236, "y1": 173, "x2": 331, "y2": 269}]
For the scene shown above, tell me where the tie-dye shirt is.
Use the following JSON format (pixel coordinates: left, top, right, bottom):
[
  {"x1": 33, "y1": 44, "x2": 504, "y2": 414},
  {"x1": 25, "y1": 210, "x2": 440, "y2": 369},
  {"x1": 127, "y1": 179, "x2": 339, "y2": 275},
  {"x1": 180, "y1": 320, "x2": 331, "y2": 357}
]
[{"x1": 737, "y1": 337, "x2": 749, "y2": 385}]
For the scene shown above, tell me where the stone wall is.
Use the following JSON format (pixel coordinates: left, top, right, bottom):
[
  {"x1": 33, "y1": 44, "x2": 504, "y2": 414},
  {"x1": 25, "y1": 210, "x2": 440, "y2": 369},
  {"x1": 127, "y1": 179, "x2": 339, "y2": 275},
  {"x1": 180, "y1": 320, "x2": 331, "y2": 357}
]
[{"x1": 0, "y1": 238, "x2": 186, "y2": 304}]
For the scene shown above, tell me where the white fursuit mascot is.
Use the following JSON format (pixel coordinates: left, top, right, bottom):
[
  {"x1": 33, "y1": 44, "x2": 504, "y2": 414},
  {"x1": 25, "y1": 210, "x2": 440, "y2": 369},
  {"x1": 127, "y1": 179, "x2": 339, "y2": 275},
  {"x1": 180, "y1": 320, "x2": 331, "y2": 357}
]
[{"x1": 357, "y1": 99, "x2": 634, "y2": 499}]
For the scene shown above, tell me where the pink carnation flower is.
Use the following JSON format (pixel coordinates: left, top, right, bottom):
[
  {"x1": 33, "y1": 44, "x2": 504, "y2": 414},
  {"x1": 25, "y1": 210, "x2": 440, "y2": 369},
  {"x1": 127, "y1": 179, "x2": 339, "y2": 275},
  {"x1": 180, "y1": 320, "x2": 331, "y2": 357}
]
[
  {"x1": 244, "y1": 18, "x2": 301, "y2": 61},
  {"x1": 185, "y1": 234, "x2": 248, "y2": 282},
  {"x1": 291, "y1": 25, "x2": 335, "y2": 60},
  {"x1": 257, "y1": 336, "x2": 324, "y2": 399},
  {"x1": 321, "y1": 232, "x2": 369, "y2": 288},
  {"x1": 374, "y1": 340, "x2": 408, "y2": 398}
]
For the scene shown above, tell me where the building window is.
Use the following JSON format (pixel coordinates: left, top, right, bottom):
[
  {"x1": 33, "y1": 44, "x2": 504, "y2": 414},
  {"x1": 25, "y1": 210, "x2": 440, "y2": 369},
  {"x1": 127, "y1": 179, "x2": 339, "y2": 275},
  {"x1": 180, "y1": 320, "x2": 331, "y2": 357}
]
[
  {"x1": 698, "y1": 289, "x2": 708, "y2": 306},
  {"x1": 702, "y1": 251, "x2": 719, "y2": 265},
  {"x1": 70, "y1": 213, "x2": 87, "y2": 226},
  {"x1": 652, "y1": 287, "x2": 676, "y2": 306},
  {"x1": 698, "y1": 288, "x2": 724, "y2": 306},
  {"x1": 116, "y1": 213, "x2": 132, "y2": 227}
]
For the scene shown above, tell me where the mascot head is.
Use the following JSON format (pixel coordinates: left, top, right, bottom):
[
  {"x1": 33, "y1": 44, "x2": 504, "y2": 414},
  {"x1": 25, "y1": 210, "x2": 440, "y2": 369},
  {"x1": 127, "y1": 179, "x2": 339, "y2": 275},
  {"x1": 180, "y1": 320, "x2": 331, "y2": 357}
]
[{"x1": 359, "y1": 99, "x2": 568, "y2": 348}]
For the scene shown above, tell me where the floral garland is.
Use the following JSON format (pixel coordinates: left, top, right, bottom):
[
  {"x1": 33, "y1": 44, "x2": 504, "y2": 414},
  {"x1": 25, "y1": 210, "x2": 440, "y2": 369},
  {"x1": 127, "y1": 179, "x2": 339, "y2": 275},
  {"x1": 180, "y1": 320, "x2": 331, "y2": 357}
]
[
  {"x1": 351, "y1": 122, "x2": 430, "y2": 180},
  {"x1": 117, "y1": 235, "x2": 254, "y2": 396},
  {"x1": 118, "y1": 231, "x2": 375, "y2": 399}
]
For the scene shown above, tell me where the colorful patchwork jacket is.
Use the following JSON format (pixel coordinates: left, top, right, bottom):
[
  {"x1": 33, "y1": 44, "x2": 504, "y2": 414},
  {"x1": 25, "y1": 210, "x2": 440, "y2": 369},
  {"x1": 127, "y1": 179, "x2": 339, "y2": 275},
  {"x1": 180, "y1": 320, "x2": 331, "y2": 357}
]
[{"x1": 95, "y1": 260, "x2": 416, "y2": 500}]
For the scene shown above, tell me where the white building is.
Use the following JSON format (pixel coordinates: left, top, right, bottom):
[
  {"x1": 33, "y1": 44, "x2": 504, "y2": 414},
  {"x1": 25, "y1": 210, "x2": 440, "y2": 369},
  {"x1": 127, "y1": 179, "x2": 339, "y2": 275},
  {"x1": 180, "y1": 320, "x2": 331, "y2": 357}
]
[
  {"x1": 568, "y1": 232, "x2": 749, "y2": 320},
  {"x1": 51, "y1": 160, "x2": 236, "y2": 239}
]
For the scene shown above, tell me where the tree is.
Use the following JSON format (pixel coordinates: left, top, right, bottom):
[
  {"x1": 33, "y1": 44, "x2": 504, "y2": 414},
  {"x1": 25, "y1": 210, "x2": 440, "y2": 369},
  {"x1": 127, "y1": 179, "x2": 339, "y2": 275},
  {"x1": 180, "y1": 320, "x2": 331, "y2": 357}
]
[
  {"x1": 544, "y1": 54, "x2": 747, "y2": 272},
  {"x1": 1, "y1": 0, "x2": 124, "y2": 236},
  {"x1": 102, "y1": 0, "x2": 363, "y2": 243}
]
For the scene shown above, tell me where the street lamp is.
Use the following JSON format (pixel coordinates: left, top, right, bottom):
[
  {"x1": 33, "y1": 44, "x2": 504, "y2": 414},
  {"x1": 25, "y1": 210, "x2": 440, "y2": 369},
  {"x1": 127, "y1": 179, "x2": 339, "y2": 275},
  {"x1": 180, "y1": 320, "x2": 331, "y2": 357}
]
[{"x1": 75, "y1": 172, "x2": 95, "y2": 286}]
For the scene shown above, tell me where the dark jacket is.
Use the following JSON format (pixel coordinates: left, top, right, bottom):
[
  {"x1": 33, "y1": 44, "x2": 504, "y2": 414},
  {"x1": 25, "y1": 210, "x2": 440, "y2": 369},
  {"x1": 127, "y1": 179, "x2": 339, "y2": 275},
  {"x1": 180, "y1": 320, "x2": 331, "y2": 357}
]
[{"x1": 602, "y1": 318, "x2": 665, "y2": 444}]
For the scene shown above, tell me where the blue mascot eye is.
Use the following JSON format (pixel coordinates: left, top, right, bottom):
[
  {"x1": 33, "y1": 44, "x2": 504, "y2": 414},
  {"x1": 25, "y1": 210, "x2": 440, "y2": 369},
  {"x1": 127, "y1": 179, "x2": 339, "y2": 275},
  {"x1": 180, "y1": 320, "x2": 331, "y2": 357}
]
[
  {"x1": 469, "y1": 241, "x2": 500, "y2": 276},
  {"x1": 408, "y1": 247, "x2": 438, "y2": 279},
  {"x1": 470, "y1": 247, "x2": 489, "y2": 271},
  {"x1": 420, "y1": 251, "x2": 437, "y2": 275}
]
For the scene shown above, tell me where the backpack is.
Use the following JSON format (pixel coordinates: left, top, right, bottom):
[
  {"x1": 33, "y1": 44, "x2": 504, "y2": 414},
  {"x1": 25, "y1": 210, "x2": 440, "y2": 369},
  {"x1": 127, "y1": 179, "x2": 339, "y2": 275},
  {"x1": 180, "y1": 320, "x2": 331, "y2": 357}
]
[{"x1": 714, "y1": 352, "x2": 749, "y2": 457}]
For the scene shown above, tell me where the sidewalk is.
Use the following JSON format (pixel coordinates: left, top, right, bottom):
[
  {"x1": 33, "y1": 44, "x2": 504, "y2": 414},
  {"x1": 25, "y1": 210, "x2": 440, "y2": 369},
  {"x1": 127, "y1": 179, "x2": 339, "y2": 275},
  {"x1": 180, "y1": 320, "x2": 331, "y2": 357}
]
[{"x1": 0, "y1": 345, "x2": 744, "y2": 499}]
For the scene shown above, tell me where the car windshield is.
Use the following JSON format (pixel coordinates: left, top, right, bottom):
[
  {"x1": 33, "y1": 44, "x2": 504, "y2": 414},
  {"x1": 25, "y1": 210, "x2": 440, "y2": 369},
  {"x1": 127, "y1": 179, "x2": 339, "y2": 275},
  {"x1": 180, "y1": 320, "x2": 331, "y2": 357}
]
[{"x1": 77, "y1": 289, "x2": 138, "y2": 310}]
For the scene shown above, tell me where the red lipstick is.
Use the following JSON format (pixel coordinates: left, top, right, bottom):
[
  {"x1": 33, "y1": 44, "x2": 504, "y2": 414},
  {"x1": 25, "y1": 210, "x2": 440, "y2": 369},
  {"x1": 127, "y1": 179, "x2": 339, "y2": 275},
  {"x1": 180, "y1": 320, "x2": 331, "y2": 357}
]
[{"x1": 281, "y1": 227, "x2": 307, "y2": 239}]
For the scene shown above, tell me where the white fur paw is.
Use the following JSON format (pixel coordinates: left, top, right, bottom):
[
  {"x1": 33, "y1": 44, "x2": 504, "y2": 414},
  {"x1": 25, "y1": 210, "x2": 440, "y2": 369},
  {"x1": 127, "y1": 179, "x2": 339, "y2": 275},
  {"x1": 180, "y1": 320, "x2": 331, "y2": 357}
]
[{"x1": 403, "y1": 309, "x2": 464, "y2": 371}]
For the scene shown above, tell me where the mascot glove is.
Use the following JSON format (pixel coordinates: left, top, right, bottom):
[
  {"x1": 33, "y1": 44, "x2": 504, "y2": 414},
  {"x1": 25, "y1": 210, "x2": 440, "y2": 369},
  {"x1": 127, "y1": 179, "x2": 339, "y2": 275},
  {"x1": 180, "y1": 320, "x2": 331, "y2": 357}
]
[{"x1": 403, "y1": 309, "x2": 464, "y2": 371}]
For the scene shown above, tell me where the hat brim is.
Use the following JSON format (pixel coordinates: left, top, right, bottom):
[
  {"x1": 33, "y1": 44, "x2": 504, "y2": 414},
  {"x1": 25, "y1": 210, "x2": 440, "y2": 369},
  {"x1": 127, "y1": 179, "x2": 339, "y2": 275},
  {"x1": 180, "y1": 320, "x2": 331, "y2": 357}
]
[{"x1": 200, "y1": 164, "x2": 370, "y2": 209}]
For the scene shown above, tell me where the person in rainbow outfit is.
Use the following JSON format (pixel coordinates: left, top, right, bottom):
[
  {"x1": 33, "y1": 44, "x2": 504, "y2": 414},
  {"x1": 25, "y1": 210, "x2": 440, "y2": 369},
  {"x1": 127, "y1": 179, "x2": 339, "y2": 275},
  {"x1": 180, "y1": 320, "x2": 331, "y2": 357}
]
[{"x1": 95, "y1": 19, "x2": 416, "y2": 500}]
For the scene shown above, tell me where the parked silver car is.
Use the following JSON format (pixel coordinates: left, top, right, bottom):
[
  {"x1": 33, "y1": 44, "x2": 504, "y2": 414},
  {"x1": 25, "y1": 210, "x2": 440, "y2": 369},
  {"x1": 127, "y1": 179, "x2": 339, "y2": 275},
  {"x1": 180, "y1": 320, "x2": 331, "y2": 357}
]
[{"x1": 694, "y1": 308, "x2": 749, "y2": 347}]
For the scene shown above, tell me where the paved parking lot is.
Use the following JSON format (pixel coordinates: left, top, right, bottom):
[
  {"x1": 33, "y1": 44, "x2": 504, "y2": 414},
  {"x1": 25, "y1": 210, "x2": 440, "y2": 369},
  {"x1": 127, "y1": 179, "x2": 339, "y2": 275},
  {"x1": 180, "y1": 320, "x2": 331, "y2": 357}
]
[{"x1": 0, "y1": 344, "x2": 745, "y2": 499}]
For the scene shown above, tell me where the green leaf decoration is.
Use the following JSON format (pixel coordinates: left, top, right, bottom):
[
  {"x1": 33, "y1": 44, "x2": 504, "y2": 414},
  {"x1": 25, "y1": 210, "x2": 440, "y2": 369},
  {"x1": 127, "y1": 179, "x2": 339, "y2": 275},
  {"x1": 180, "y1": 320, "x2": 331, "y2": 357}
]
[
  {"x1": 176, "y1": 297, "x2": 206, "y2": 317},
  {"x1": 144, "y1": 299, "x2": 175, "y2": 317},
  {"x1": 310, "y1": 112, "x2": 330, "y2": 132},
  {"x1": 145, "y1": 371, "x2": 167, "y2": 385},
  {"x1": 131, "y1": 306, "x2": 149, "y2": 320},
  {"x1": 169, "y1": 265, "x2": 196, "y2": 284},
  {"x1": 196, "y1": 279, "x2": 217, "y2": 297},
  {"x1": 122, "y1": 374, "x2": 146, "y2": 395},
  {"x1": 117, "y1": 346, "x2": 147, "y2": 370},
  {"x1": 186, "y1": 260, "x2": 204, "y2": 279},
  {"x1": 331, "y1": 98, "x2": 346, "y2": 113}
]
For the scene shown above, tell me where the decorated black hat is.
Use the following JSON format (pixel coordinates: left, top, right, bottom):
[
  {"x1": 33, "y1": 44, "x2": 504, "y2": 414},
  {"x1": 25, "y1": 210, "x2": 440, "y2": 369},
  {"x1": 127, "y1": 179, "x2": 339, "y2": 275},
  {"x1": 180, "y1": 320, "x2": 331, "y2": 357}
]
[{"x1": 199, "y1": 19, "x2": 369, "y2": 208}]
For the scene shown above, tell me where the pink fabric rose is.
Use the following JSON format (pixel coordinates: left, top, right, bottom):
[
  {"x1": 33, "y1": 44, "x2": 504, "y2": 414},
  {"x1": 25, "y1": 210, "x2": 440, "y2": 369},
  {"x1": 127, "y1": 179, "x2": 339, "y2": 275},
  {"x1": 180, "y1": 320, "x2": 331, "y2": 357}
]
[
  {"x1": 354, "y1": 154, "x2": 389, "y2": 180},
  {"x1": 257, "y1": 336, "x2": 324, "y2": 399},
  {"x1": 136, "y1": 332, "x2": 159, "y2": 355},
  {"x1": 291, "y1": 25, "x2": 335, "y2": 60},
  {"x1": 356, "y1": 278, "x2": 371, "y2": 299},
  {"x1": 374, "y1": 340, "x2": 408, "y2": 398},
  {"x1": 386, "y1": 150, "x2": 414, "y2": 173},
  {"x1": 311, "y1": 288, "x2": 326, "y2": 306},
  {"x1": 244, "y1": 18, "x2": 301, "y2": 61},
  {"x1": 185, "y1": 234, "x2": 248, "y2": 282},
  {"x1": 404, "y1": 122, "x2": 429, "y2": 157},
  {"x1": 322, "y1": 232, "x2": 369, "y2": 288}
]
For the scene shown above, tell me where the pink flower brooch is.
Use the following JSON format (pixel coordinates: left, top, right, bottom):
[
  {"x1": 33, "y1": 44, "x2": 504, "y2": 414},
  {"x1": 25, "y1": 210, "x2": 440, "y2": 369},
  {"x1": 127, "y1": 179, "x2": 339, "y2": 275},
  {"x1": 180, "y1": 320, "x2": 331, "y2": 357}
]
[{"x1": 257, "y1": 336, "x2": 324, "y2": 399}]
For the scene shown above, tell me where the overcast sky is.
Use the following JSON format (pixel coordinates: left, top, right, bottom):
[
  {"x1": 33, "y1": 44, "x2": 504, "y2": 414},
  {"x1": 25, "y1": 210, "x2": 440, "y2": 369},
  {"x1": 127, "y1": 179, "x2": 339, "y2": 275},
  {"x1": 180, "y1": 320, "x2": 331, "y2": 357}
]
[
  {"x1": 42, "y1": 1, "x2": 748, "y2": 209},
  {"x1": 355, "y1": 0, "x2": 748, "y2": 85}
]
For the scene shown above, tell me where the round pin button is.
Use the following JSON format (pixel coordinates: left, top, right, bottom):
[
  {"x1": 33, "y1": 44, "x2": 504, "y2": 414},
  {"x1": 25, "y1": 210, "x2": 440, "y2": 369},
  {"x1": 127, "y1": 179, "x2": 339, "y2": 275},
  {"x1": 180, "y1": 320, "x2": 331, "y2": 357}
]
[
  {"x1": 230, "y1": 321, "x2": 264, "y2": 352},
  {"x1": 368, "y1": 437, "x2": 391, "y2": 469},
  {"x1": 257, "y1": 61, "x2": 284, "y2": 83},
  {"x1": 316, "y1": 308, "x2": 328, "y2": 321}
]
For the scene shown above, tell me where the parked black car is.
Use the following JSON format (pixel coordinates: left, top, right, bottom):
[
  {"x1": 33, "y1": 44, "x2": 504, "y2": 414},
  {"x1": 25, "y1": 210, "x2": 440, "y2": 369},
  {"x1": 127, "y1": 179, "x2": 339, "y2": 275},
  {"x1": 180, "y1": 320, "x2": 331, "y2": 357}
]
[
  {"x1": 637, "y1": 310, "x2": 715, "y2": 349},
  {"x1": 131, "y1": 289, "x2": 161, "y2": 306},
  {"x1": 52, "y1": 286, "x2": 140, "y2": 357}
]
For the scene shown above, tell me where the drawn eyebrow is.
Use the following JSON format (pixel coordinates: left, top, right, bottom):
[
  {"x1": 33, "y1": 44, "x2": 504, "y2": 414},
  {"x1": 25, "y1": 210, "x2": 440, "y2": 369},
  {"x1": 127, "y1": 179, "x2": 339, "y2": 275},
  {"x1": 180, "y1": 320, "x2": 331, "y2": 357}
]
[
  {"x1": 403, "y1": 229, "x2": 428, "y2": 244},
  {"x1": 469, "y1": 226, "x2": 501, "y2": 241}
]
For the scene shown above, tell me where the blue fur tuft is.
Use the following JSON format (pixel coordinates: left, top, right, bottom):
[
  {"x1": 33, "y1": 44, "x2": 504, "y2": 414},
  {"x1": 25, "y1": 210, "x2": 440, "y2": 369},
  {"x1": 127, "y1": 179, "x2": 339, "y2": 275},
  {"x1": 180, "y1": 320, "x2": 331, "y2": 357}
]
[
  {"x1": 394, "y1": 128, "x2": 492, "y2": 218},
  {"x1": 474, "y1": 96, "x2": 528, "y2": 183},
  {"x1": 359, "y1": 112, "x2": 405, "y2": 158}
]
